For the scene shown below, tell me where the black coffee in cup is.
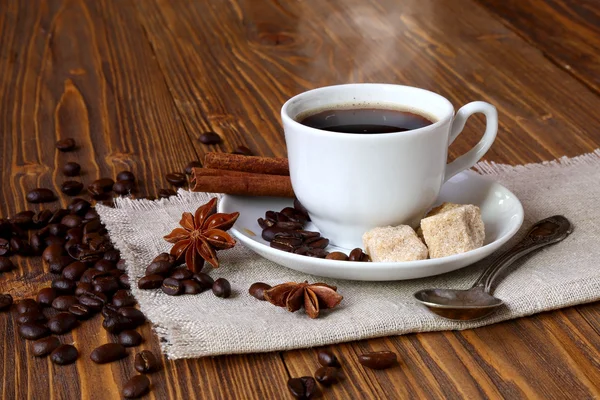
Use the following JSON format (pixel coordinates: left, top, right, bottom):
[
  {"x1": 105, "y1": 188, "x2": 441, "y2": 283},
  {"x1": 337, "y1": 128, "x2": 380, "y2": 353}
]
[{"x1": 298, "y1": 107, "x2": 434, "y2": 134}]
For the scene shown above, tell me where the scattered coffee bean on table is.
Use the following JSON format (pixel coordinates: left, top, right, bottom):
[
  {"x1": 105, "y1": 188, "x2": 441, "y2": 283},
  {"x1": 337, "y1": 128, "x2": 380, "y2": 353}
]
[
  {"x1": 288, "y1": 376, "x2": 319, "y2": 399},
  {"x1": 317, "y1": 349, "x2": 340, "y2": 368},
  {"x1": 52, "y1": 295, "x2": 79, "y2": 311},
  {"x1": 60, "y1": 181, "x2": 84, "y2": 196},
  {"x1": 26, "y1": 188, "x2": 57, "y2": 204},
  {"x1": 158, "y1": 188, "x2": 177, "y2": 198},
  {"x1": 16, "y1": 299, "x2": 40, "y2": 314},
  {"x1": 357, "y1": 351, "x2": 397, "y2": 370},
  {"x1": 249, "y1": 282, "x2": 271, "y2": 301},
  {"x1": 113, "y1": 180, "x2": 135, "y2": 195},
  {"x1": 0, "y1": 256, "x2": 15, "y2": 272},
  {"x1": 47, "y1": 312, "x2": 78, "y2": 334},
  {"x1": 122, "y1": 374, "x2": 150, "y2": 399},
  {"x1": 118, "y1": 330, "x2": 143, "y2": 347},
  {"x1": 212, "y1": 278, "x2": 231, "y2": 298},
  {"x1": 165, "y1": 172, "x2": 186, "y2": 187},
  {"x1": 0, "y1": 294, "x2": 13, "y2": 311},
  {"x1": 184, "y1": 161, "x2": 202, "y2": 175},
  {"x1": 50, "y1": 344, "x2": 79, "y2": 365},
  {"x1": 314, "y1": 366, "x2": 340, "y2": 386},
  {"x1": 90, "y1": 343, "x2": 128, "y2": 364},
  {"x1": 16, "y1": 311, "x2": 46, "y2": 324},
  {"x1": 232, "y1": 145, "x2": 253, "y2": 156},
  {"x1": 36, "y1": 288, "x2": 58, "y2": 307},
  {"x1": 118, "y1": 307, "x2": 146, "y2": 325},
  {"x1": 116, "y1": 171, "x2": 136, "y2": 182},
  {"x1": 112, "y1": 290, "x2": 136, "y2": 307},
  {"x1": 198, "y1": 131, "x2": 222, "y2": 145},
  {"x1": 63, "y1": 162, "x2": 81, "y2": 176},
  {"x1": 18, "y1": 322, "x2": 50, "y2": 340},
  {"x1": 88, "y1": 178, "x2": 115, "y2": 197},
  {"x1": 32, "y1": 336, "x2": 61, "y2": 357},
  {"x1": 68, "y1": 303, "x2": 93, "y2": 320},
  {"x1": 55, "y1": 138, "x2": 76, "y2": 152},
  {"x1": 134, "y1": 350, "x2": 159, "y2": 373}
]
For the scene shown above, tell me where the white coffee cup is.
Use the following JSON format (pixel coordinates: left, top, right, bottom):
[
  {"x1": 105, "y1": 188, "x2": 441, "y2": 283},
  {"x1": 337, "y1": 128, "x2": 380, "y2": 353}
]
[{"x1": 281, "y1": 84, "x2": 497, "y2": 249}]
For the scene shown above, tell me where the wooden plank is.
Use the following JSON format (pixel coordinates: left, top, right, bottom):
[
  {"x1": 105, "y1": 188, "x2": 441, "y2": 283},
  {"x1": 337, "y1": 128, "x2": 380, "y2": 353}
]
[
  {"x1": 476, "y1": 0, "x2": 600, "y2": 94},
  {"x1": 0, "y1": 0, "x2": 289, "y2": 398}
]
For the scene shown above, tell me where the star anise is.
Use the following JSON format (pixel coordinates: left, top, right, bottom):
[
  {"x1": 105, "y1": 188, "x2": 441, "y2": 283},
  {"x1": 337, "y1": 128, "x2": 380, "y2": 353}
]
[
  {"x1": 163, "y1": 198, "x2": 239, "y2": 272},
  {"x1": 263, "y1": 281, "x2": 343, "y2": 319}
]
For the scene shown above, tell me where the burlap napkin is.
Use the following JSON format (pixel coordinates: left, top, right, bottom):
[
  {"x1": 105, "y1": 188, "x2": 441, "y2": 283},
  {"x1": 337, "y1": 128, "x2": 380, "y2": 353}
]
[{"x1": 97, "y1": 150, "x2": 600, "y2": 359}]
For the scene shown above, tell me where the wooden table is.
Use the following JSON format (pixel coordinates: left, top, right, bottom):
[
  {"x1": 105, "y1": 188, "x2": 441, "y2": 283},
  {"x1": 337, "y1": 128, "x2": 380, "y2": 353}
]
[{"x1": 2, "y1": 0, "x2": 600, "y2": 398}]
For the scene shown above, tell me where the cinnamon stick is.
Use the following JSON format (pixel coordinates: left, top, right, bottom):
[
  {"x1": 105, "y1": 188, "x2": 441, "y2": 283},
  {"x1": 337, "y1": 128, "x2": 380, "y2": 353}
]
[
  {"x1": 192, "y1": 168, "x2": 294, "y2": 197},
  {"x1": 204, "y1": 153, "x2": 289, "y2": 176}
]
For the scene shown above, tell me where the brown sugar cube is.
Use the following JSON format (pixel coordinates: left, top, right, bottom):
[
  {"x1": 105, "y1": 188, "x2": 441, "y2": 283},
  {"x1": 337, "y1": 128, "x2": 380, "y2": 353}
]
[
  {"x1": 362, "y1": 225, "x2": 428, "y2": 262},
  {"x1": 416, "y1": 202, "x2": 463, "y2": 239},
  {"x1": 420, "y1": 204, "x2": 485, "y2": 259}
]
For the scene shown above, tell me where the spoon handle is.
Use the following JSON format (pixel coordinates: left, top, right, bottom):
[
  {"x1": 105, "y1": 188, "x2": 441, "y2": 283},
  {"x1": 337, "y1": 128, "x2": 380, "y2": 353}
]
[{"x1": 472, "y1": 215, "x2": 573, "y2": 293}]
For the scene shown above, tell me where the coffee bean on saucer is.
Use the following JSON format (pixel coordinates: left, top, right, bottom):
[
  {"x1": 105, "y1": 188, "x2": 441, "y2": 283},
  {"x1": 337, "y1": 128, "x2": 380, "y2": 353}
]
[
  {"x1": 118, "y1": 330, "x2": 143, "y2": 347},
  {"x1": 165, "y1": 172, "x2": 186, "y2": 187},
  {"x1": 50, "y1": 344, "x2": 79, "y2": 365},
  {"x1": 232, "y1": 145, "x2": 253, "y2": 156},
  {"x1": 348, "y1": 248, "x2": 369, "y2": 262},
  {"x1": 192, "y1": 273, "x2": 214, "y2": 290},
  {"x1": 288, "y1": 377, "x2": 318, "y2": 399},
  {"x1": 26, "y1": 188, "x2": 57, "y2": 204},
  {"x1": 0, "y1": 294, "x2": 13, "y2": 311},
  {"x1": 138, "y1": 274, "x2": 164, "y2": 290},
  {"x1": 158, "y1": 188, "x2": 177, "y2": 198},
  {"x1": 305, "y1": 237, "x2": 329, "y2": 249},
  {"x1": 18, "y1": 322, "x2": 50, "y2": 340},
  {"x1": 16, "y1": 299, "x2": 39, "y2": 314},
  {"x1": 47, "y1": 312, "x2": 78, "y2": 334},
  {"x1": 184, "y1": 161, "x2": 202, "y2": 175},
  {"x1": 249, "y1": 282, "x2": 271, "y2": 301},
  {"x1": 63, "y1": 162, "x2": 81, "y2": 177},
  {"x1": 134, "y1": 350, "x2": 159, "y2": 373},
  {"x1": 212, "y1": 278, "x2": 231, "y2": 298},
  {"x1": 318, "y1": 349, "x2": 340, "y2": 367},
  {"x1": 123, "y1": 375, "x2": 151, "y2": 398},
  {"x1": 36, "y1": 288, "x2": 58, "y2": 307},
  {"x1": 32, "y1": 336, "x2": 61, "y2": 357},
  {"x1": 357, "y1": 351, "x2": 397, "y2": 370},
  {"x1": 116, "y1": 171, "x2": 136, "y2": 182},
  {"x1": 314, "y1": 366, "x2": 340, "y2": 386},
  {"x1": 325, "y1": 252, "x2": 349, "y2": 261},
  {"x1": 55, "y1": 138, "x2": 76, "y2": 152},
  {"x1": 113, "y1": 180, "x2": 135, "y2": 195},
  {"x1": 68, "y1": 303, "x2": 93, "y2": 320},
  {"x1": 0, "y1": 256, "x2": 15, "y2": 272},
  {"x1": 90, "y1": 343, "x2": 128, "y2": 364},
  {"x1": 181, "y1": 279, "x2": 203, "y2": 294},
  {"x1": 61, "y1": 181, "x2": 84, "y2": 196},
  {"x1": 198, "y1": 131, "x2": 222, "y2": 145}
]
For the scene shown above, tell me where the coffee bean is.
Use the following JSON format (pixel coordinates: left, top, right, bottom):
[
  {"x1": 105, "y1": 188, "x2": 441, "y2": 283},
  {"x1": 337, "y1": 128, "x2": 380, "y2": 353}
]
[
  {"x1": 78, "y1": 293, "x2": 107, "y2": 310},
  {"x1": 116, "y1": 171, "x2": 136, "y2": 182},
  {"x1": 16, "y1": 299, "x2": 39, "y2": 314},
  {"x1": 60, "y1": 181, "x2": 83, "y2": 196},
  {"x1": 118, "y1": 307, "x2": 146, "y2": 326},
  {"x1": 275, "y1": 221, "x2": 304, "y2": 230},
  {"x1": 306, "y1": 248, "x2": 329, "y2": 258},
  {"x1": 123, "y1": 374, "x2": 150, "y2": 398},
  {"x1": 32, "y1": 209, "x2": 53, "y2": 228},
  {"x1": 75, "y1": 282, "x2": 94, "y2": 296},
  {"x1": 26, "y1": 188, "x2": 57, "y2": 204},
  {"x1": 61, "y1": 215, "x2": 82, "y2": 229},
  {"x1": 116, "y1": 259, "x2": 127, "y2": 272},
  {"x1": 192, "y1": 273, "x2": 214, "y2": 289},
  {"x1": 170, "y1": 268, "x2": 193, "y2": 280},
  {"x1": 288, "y1": 377, "x2": 318, "y2": 399},
  {"x1": 88, "y1": 178, "x2": 114, "y2": 197},
  {"x1": 61, "y1": 261, "x2": 87, "y2": 281},
  {"x1": 181, "y1": 279, "x2": 203, "y2": 294},
  {"x1": 103, "y1": 249, "x2": 120, "y2": 263},
  {"x1": 0, "y1": 294, "x2": 14, "y2": 311},
  {"x1": 348, "y1": 248, "x2": 369, "y2": 262},
  {"x1": 69, "y1": 303, "x2": 93, "y2": 320},
  {"x1": 138, "y1": 274, "x2": 164, "y2": 290},
  {"x1": 314, "y1": 366, "x2": 340, "y2": 386},
  {"x1": 30, "y1": 233, "x2": 45, "y2": 254},
  {"x1": 262, "y1": 226, "x2": 291, "y2": 242},
  {"x1": 305, "y1": 237, "x2": 329, "y2": 249},
  {"x1": 70, "y1": 199, "x2": 91, "y2": 216},
  {"x1": 83, "y1": 208, "x2": 99, "y2": 221},
  {"x1": 50, "y1": 344, "x2": 78, "y2": 365},
  {"x1": 63, "y1": 162, "x2": 81, "y2": 177},
  {"x1": 48, "y1": 256, "x2": 72, "y2": 274},
  {"x1": 10, "y1": 237, "x2": 32, "y2": 255},
  {"x1": 165, "y1": 172, "x2": 186, "y2": 187},
  {"x1": 118, "y1": 330, "x2": 143, "y2": 347},
  {"x1": 52, "y1": 278, "x2": 76, "y2": 294},
  {"x1": 317, "y1": 349, "x2": 340, "y2": 367},
  {"x1": 231, "y1": 145, "x2": 253, "y2": 156},
  {"x1": 212, "y1": 278, "x2": 231, "y2": 298},
  {"x1": 94, "y1": 259, "x2": 116, "y2": 272},
  {"x1": 249, "y1": 282, "x2": 271, "y2": 301},
  {"x1": 82, "y1": 218, "x2": 102, "y2": 235},
  {"x1": 113, "y1": 180, "x2": 135, "y2": 195},
  {"x1": 102, "y1": 304, "x2": 120, "y2": 318},
  {"x1": 145, "y1": 260, "x2": 174, "y2": 277},
  {"x1": 184, "y1": 161, "x2": 202, "y2": 175},
  {"x1": 119, "y1": 273, "x2": 131, "y2": 289},
  {"x1": 198, "y1": 131, "x2": 222, "y2": 144},
  {"x1": 134, "y1": 350, "x2": 159, "y2": 373},
  {"x1": 51, "y1": 295, "x2": 79, "y2": 311},
  {"x1": 357, "y1": 351, "x2": 397, "y2": 370},
  {"x1": 113, "y1": 290, "x2": 136, "y2": 307},
  {"x1": 43, "y1": 243, "x2": 64, "y2": 264},
  {"x1": 271, "y1": 236, "x2": 303, "y2": 252},
  {"x1": 80, "y1": 268, "x2": 105, "y2": 284},
  {"x1": 18, "y1": 322, "x2": 50, "y2": 340},
  {"x1": 257, "y1": 218, "x2": 274, "y2": 229},
  {"x1": 11, "y1": 211, "x2": 35, "y2": 228},
  {"x1": 160, "y1": 278, "x2": 182, "y2": 296},
  {"x1": 55, "y1": 138, "x2": 76, "y2": 152},
  {"x1": 16, "y1": 310, "x2": 46, "y2": 324},
  {"x1": 0, "y1": 238, "x2": 9, "y2": 256},
  {"x1": 153, "y1": 252, "x2": 176, "y2": 264},
  {"x1": 0, "y1": 256, "x2": 14, "y2": 272},
  {"x1": 47, "y1": 312, "x2": 78, "y2": 334},
  {"x1": 32, "y1": 336, "x2": 61, "y2": 357},
  {"x1": 102, "y1": 315, "x2": 136, "y2": 334},
  {"x1": 158, "y1": 188, "x2": 177, "y2": 198},
  {"x1": 90, "y1": 343, "x2": 128, "y2": 364},
  {"x1": 93, "y1": 276, "x2": 120, "y2": 294},
  {"x1": 35, "y1": 288, "x2": 58, "y2": 307},
  {"x1": 325, "y1": 252, "x2": 348, "y2": 261}
]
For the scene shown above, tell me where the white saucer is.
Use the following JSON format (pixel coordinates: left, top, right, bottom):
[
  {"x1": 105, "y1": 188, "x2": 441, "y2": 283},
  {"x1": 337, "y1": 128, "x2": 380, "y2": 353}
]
[{"x1": 218, "y1": 171, "x2": 524, "y2": 281}]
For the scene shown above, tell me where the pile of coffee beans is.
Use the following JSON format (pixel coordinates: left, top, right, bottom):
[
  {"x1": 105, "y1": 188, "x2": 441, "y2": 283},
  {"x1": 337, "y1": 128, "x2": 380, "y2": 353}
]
[
  {"x1": 287, "y1": 348, "x2": 398, "y2": 399},
  {"x1": 138, "y1": 252, "x2": 231, "y2": 299},
  {"x1": 259, "y1": 200, "x2": 370, "y2": 261}
]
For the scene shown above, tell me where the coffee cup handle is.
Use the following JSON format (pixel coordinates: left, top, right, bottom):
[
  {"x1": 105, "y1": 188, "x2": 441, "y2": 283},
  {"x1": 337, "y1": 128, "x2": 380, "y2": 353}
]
[{"x1": 444, "y1": 101, "x2": 498, "y2": 182}]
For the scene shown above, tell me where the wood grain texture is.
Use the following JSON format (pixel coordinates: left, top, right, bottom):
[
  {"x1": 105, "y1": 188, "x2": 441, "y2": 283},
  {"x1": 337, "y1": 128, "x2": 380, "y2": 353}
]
[
  {"x1": 1, "y1": 0, "x2": 600, "y2": 398},
  {"x1": 476, "y1": 0, "x2": 600, "y2": 94}
]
